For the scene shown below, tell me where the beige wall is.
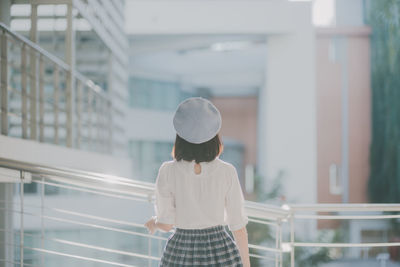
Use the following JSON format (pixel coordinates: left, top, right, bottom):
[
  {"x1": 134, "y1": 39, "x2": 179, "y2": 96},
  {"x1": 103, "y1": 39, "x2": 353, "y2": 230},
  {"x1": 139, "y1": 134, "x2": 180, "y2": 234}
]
[
  {"x1": 212, "y1": 97, "x2": 258, "y2": 167},
  {"x1": 316, "y1": 27, "x2": 371, "y2": 228},
  {"x1": 212, "y1": 97, "x2": 258, "y2": 199}
]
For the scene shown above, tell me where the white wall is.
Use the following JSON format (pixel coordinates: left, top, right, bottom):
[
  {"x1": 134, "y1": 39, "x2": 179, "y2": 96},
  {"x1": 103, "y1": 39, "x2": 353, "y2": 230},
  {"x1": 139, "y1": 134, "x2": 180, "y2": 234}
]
[
  {"x1": 126, "y1": 109, "x2": 176, "y2": 142},
  {"x1": 126, "y1": 1, "x2": 303, "y2": 34}
]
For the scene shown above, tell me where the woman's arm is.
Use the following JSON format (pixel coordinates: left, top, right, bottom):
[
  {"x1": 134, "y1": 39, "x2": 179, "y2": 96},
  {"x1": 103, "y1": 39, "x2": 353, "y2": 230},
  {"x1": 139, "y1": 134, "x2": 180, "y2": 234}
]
[
  {"x1": 232, "y1": 226, "x2": 250, "y2": 267},
  {"x1": 156, "y1": 221, "x2": 174, "y2": 232},
  {"x1": 145, "y1": 216, "x2": 174, "y2": 234}
]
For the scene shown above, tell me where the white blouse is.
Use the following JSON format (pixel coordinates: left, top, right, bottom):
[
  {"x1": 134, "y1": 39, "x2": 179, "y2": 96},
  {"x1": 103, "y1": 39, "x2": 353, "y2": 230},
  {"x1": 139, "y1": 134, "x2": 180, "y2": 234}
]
[{"x1": 154, "y1": 158, "x2": 249, "y2": 231}]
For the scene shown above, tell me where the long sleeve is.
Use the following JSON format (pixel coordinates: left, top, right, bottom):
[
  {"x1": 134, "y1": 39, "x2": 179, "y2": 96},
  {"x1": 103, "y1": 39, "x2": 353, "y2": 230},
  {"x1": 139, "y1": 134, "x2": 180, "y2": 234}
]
[
  {"x1": 154, "y1": 163, "x2": 176, "y2": 225},
  {"x1": 224, "y1": 165, "x2": 249, "y2": 231}
]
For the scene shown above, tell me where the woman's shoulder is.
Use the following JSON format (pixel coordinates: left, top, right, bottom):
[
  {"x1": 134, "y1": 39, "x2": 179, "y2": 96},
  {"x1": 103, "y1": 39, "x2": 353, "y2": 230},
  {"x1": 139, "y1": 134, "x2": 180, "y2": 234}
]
[
  {"x1": 159, "y1": 160, "x2": 175, "y2": 170},
  {"x1": 215, "y1": 158, "x2": 236, "y2": 171}
]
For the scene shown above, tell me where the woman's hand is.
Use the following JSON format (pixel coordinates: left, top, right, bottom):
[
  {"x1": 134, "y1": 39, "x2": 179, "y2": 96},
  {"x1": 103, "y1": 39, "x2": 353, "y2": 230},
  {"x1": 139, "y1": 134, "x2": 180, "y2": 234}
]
[{"x1": 144, "y1": 216, "x2": 157, "y2": 234}]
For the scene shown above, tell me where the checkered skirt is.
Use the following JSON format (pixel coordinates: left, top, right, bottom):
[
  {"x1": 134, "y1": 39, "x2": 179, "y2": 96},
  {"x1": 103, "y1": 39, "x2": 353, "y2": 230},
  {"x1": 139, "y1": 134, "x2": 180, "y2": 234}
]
[{"x1": 159, "y1": 225, "x2": 243, "y2": 267}]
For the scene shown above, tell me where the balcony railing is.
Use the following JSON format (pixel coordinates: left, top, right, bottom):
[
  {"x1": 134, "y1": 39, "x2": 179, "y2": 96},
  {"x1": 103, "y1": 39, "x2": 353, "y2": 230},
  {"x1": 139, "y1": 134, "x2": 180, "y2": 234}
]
[
  {"x1": 0, "y1": 157, "x2": 399, "y2": 267},
  {"x1": 0, "y1": 22, "x2": 113, "y2": 153}
]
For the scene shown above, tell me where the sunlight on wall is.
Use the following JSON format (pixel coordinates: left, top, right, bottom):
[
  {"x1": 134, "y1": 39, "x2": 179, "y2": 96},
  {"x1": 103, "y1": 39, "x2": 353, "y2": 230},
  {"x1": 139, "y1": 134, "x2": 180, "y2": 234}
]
[{"x1": 313, "y1": 0, "x2": 336, "y2": 26}]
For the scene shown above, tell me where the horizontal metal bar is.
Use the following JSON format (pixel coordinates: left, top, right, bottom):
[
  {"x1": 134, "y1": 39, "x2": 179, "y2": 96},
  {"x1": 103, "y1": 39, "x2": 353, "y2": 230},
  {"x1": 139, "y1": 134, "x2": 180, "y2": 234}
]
[
  {"x1": 0, "y1": 157, "x2": 154, "y2": 192},
  {"x1": 249, "y1": 253, "x2": 277, "y2": 262},
  {"x1": 248, "y1": 217, "x2": 280, "y2": 227},
  {"x1": 289, "y1": 203, "x2": 400, "y2": 212},
  {"x1": 33, "y1": 180, "x2": 147, "y2": 202},
  {"x1": 248, "y1": 243, "x2": 282, "y2": 253},
  {"x1": 294, "y1": 214, "x2": 400, "y2": 220},
  {"x1": 293, "y1": 242, "x2": 400, "y2": 248},
  {"x1": 0, "y1": 229, "x2": 162, "y2": 262},
  {"x1": 0, "y1": 198, "x2": 149, "y2": 229},
  {"x1": 0, "y1": 207, "x2": 168, "y2": 241},
  {"x1": 49, "y1": 238, "x2": 161, "y2": 261},
  {"x1": 26, "y1": 246, "x2": 138, "y2": 267}
]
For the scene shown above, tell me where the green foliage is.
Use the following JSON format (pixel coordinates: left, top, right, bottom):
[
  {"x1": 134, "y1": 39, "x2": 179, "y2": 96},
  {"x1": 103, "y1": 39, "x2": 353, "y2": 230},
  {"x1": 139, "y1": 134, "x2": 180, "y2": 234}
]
[
  {"x1": 254, "y1": 170, "x2": 285, "y2": 203},
  {"x1": 249, "y1": 173, "x2": 347, "y2": 266},
  {"x1": 366, "y1": 0, "x2": 400, "y2": 203},
  {"x1": 290, "y1": 230, "x2": 344, "y2": 267}
]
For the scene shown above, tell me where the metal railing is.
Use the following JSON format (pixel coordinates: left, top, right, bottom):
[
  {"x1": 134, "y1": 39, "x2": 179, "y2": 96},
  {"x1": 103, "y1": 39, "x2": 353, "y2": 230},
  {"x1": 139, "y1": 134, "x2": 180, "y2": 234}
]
[
  {"x1": 0, "y1": 157, "x2": 399, "y2": 267},
  {"x1": 0, "y1": 22, "x2": 113, "y2": 153}
]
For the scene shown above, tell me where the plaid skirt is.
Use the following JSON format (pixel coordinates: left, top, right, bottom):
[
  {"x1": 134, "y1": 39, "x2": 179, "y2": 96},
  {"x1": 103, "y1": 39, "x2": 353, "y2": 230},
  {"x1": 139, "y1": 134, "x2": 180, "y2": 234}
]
[{"x1": 160, "y1": 225, "x2": 243, "y2": 267}]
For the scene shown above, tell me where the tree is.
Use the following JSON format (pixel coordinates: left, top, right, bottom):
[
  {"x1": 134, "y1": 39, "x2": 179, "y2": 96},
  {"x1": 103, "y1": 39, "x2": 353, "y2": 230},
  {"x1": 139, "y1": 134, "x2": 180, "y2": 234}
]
[{"x1": 367, "y1": 0, "x2": 400, "y2": 203}]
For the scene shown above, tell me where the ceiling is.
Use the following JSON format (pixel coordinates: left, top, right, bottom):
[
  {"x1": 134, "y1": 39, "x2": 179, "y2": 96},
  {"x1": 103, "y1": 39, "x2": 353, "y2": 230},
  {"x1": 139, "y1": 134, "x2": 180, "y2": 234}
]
[{"x1": 128, "y1": 35, "x2": 268, "y2": 97}]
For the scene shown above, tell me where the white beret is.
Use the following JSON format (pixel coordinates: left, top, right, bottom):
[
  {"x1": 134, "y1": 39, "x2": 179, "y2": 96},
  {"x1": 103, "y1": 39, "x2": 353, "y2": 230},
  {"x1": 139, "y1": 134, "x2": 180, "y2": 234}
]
[{"x1": 173, "y1": 97, "x2": 222, "y2": 144}]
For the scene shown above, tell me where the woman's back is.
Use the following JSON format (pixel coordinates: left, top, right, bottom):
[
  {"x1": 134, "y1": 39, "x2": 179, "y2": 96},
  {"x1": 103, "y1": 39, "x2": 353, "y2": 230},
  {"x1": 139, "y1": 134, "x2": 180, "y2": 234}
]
[{"x1": 155, "y1": 158, "x2": 248, "y2": 231}]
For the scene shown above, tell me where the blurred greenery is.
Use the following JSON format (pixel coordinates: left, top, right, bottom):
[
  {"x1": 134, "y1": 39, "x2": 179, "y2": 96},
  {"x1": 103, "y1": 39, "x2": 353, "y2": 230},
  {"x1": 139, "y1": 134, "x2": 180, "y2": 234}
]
[
  {"x1": 249, "y1": 172, "x2": 345, "y2": 266},
  {"x1": 366, "y1": 0, "x2": 400, "y2": 203},
  {"x1": 286, "y1": 230, "x2": 344, "y2": 267}
]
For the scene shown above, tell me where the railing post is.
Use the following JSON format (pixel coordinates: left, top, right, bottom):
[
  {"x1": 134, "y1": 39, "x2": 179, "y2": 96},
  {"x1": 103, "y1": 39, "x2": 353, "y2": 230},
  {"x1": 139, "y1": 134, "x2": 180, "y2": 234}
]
[
  {"x1": 96, "y1": 95, "x2": 101, "y2": 151},
  {"x1": 279, "y1": 220, "x2": 283, "y2": 267},
  {"x1": 29, "y1": 3, "x2": 38, "y2": 140},
  {"x1": 290, "y1": 213, "x2": 295, "y2": 267},
  {"x1": 65, "y1": 73, "x2": 73, "y2": 146},
  {"x1": 148, "y1": 236, "x2": 152, "y2": 267},
  {"x1": 103, "y1": 98, "x2": 108, "y2": 153},
  {"x1": 76, "y1": 81, "x2": 82, "y2": 148},
  {"x1": 88, "y1": 88, "x2": 92, "y2": 149},
  {"x1": 21, "y1": 44, "x2": 28, "y2": 139},
  {"x1": 275, "y1": 222, "x2": 279, "y2": 267},
  {"x1": 19, "y1": 171, "x2": 24, "y2": 267},
  {"x1": 1, "y1": 29, "x2": 8, "y2": 135},
  {"x1": 107, "y1": 99, "x2": 112, "y2": 153},
  {"x1": 65, "y1": 3, "x2": 75, "y2": 148},
  {"x1": 53, "y1": 64, "x2": 59, "y2": 144},
  {"x1": 39, "y1": 55, "x2": 44, "y2": 142},
  {"x1": 40, "y1": 176, "x2": 45, "y2": 266},
  {"x1": 276, "y1": 220, "x2": 282, "y2": 267},
  {"x1": 100, "y1": 96, "x2": 107, "y2": 152}
]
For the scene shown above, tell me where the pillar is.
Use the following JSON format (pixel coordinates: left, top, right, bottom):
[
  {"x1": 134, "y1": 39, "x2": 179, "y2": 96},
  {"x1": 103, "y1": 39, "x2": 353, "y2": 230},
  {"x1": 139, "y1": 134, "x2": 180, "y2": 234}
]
[{"x1": 257, "y1": 5, "x2": 317, "y2": 206}]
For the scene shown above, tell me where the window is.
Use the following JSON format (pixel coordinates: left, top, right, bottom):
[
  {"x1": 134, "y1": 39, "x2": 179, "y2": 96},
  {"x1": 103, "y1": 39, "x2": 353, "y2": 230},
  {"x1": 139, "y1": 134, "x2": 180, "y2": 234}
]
[
  {"x1": 128, "y1": 77, "x2": 192, "y2": 111},
  {"x1": 129, "y1": 140, "x2": 174, "y2": 182}
]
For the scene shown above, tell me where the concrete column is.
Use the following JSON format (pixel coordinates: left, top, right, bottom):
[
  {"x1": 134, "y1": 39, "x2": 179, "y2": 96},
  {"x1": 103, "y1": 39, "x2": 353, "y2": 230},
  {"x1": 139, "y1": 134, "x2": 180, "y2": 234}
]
[
  {"x1": 260, "y1": 20, "x2": 317, "y2": 206},
  {"x1": 0, "y1": 2, "x2": 14, "y2": 267},
  {"x1": 0, "y1": 0, "x2": 11, "y2": 25},
  {"x1": 29, "y1": 4, "x2": 38, "y2": 141}
]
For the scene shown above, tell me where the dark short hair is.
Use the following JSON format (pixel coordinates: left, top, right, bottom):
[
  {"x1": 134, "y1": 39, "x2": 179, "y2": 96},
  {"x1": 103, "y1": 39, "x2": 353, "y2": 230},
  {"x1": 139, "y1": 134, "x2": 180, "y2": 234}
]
[{"x1": 172, "y1": 134, "x2": 223, "y2": 163}]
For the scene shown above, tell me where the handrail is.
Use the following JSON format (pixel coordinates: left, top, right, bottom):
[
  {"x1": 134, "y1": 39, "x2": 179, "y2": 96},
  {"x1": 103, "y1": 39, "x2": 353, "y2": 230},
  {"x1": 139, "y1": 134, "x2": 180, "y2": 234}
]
[
  {"x1": 0, "y1": 157, "x2": 155, "y2": 198},
  {"x1": 2, "y1": 157, "x2": 400, "y2": 217},
  {"x1": 0, "y1": 22, "x2": 108, "y2": 101},
  {"x1": 0, "y1": 157, "x2": 288, "y2": 221},
  {"x1": 289, "y1": 203, "x2": 400, "y2": 212},
  {"x1": 0, "y1": 22, "x2": 70, "y2": 71},
  {"x1": 0, "y1": 157, "x2": 284, "y2": 266}
]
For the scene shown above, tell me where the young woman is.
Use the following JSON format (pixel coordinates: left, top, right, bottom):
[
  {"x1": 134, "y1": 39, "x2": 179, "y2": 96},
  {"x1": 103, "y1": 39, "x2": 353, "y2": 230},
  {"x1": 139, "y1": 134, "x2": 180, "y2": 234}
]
[{"x1": 145, "y1": 97, "x2": 250, "y2": 266}]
